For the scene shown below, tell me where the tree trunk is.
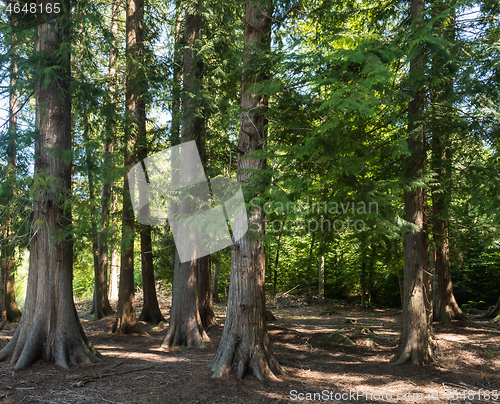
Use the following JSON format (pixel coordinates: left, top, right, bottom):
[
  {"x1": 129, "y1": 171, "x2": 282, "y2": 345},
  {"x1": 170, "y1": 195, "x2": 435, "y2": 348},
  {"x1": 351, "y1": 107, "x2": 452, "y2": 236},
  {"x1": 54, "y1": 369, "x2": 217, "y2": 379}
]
[
  {"x1": 391, "y1": 0, "x2": 431, "y2": 365},
  {"x1": 430, "y1": 3, "x2": 465, "y2": 326},
  {"x1": 273, "y1": 232, "x2": 282, "y2": 296},
  {"x1": 212, "y1": 262, "x2": 219, "y2": 303},
  {"x1": 162, "y1": 1, "x2": 209, "y2": 348},
  {"x1": 485, "y1": 295, "x2": 500, "y2": 321},
  {"x1": 0, "y1": 1, "x2": 101, "y2": 368},
  {"x1": 108, "y1": 184, "x2": 119, "y2": 301},
  {"x1": 95, "y1": 0, "x2": 121, "y2": 318},
  {"x1": 83, "y1": 108, "x2": 111, "y2": 319},
  {"x1": 113, "y1": 0, "x2": 141, "y2": 334},
  {"x1": 318, "y1": 235, "x2": 324, "y2": 299},
  {"x1": 2, "y1": 11, "x2": 22, "y2": 325},
  {"x1": 211, "y1": 0, "x2": 282, "y2": 380},
  {"x1": 134, "y1": 0, "x2": 165, "y2": 326},
  {"x1": 171, "y1": 0, "x2": 183, "y2": 147},
  {"x1": 198, "y1": 256, "x2": 216, "y2": 327}
]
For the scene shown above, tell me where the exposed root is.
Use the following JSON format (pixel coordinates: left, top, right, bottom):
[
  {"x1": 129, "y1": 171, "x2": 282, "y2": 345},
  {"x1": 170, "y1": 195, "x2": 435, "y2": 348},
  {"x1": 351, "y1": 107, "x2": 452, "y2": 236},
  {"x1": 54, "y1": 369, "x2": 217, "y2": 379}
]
[
  {"x1": 211, "y1": 336, "x2": 282, "y2": 381},
  {"x1": 161, "y1": 321, "x2": 208, "y2": 349}
]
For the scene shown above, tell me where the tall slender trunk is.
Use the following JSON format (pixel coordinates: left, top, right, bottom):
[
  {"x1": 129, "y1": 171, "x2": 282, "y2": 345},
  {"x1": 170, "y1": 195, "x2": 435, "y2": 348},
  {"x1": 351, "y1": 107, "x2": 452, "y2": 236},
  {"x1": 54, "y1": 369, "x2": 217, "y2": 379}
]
[
  {"x1": 1, "y1": 6, "x2": 22, "y2": 327},
  {"x1": 392, "y1": 0, "x2": 431, "y2": 365},
  {"x1": 273, "y1": 232, "x2": 282, "y2": 296},
  {"x1": 211, "y1": 0, "x2": 282, "y2": 380},
  {"x1": 113, "y1": 0, "x2": 141, "y2": 334},
  {"x1": 0, "y1": 1, "x2": 101, "y2": 368},
  {"x1": 318, "y1": 235, "x2": 324, "y2": 298},
  {"x1": 430, "y1": 3, "x2": 465, "y2": 326},
  {"x1": 96, "y1": 0, "x2": 120, "y2": 317},
  {"x1": 171, "y1": 0, "x2": 183, "y2": 147},
  {"x1": 212, "y1": 262, "x2": 219, "y2": 303},
  {"x1": 108, "y1": 182, "x2": 119, "y2": 301},
  {"x1": 135, "y1": 0, "x2": 164, "y2": 325},
  {"x1": 162, "y1": 0, "x2": 208, "y2": 348}
]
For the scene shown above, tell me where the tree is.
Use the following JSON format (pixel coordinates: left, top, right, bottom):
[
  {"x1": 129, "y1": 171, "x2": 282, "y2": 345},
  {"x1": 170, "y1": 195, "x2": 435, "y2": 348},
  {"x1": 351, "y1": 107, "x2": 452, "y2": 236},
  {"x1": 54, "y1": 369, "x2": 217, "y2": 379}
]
[
  {"x1": 137, "y1": 0, "x2": 165, "y2": 324},
  {"x1": 113, "y1": 0, "x2": 141, "y2": 334},
  {"x1": 0, "y1": 1, "x2": 101, "y2": 368},
  {"x1": 391, "y1": 0, "x2": 432, "y2": 365},
  {"x1": 211, "y1": 0, "x2": 282, "y2": 380},
  {"x1": 429, "y1": 1, "x2": 466, "y2": 326},
  {"x1": 162, "y1": 0, "x2": 208, "y2": 348},
  {"x1": 0, "y1": 8, "x2": 22, "y2": 327},
  {"x1": 95, "y1": 0, "x2": 121, "y2": 319}
]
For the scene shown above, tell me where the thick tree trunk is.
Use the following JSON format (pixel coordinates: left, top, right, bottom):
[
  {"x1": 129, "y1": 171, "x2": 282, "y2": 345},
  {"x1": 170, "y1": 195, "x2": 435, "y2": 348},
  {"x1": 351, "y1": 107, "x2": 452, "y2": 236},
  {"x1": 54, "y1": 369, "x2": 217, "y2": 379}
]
[
  {"x1": 198, "y1": 256, "x2": 216, "y2": 327},
  {"x1": 211, "y1": 0, "x2": 282, "y2": 380},
  {"x1": 113, "y1": 0, "x2": 141, "y2": 334},
  {"x1": 391, "y1": 0, "x2": 431, "y2": 365},
  {"x1": 162, "y1": 2, "x2": 209, "y2": 348},
  {"x1": 0, "y1": 2, "x2": 101, "y2": 368}
]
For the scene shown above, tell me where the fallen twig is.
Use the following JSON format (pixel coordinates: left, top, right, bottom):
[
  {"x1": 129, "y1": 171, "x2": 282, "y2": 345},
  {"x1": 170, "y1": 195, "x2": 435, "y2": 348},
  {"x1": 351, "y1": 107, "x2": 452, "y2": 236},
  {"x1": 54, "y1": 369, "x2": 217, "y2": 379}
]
[{"x1": 72, "y1": 364, "x2": 154, "y2": 387}]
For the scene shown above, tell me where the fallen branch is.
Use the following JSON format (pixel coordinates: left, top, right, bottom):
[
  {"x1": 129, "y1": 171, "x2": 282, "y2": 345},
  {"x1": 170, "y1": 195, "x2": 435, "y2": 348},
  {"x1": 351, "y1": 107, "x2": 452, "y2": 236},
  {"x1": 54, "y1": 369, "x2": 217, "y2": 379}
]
[{"x1": 72, "y1": 364, "x2": 154, "y2": 387}]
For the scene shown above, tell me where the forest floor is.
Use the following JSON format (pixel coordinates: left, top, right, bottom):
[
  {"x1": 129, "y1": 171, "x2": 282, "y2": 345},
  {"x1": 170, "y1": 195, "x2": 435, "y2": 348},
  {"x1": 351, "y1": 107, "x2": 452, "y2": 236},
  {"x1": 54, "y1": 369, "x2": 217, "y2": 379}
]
[{"x1": 0, "y1": 288, "x2": 499, "y2": 404}]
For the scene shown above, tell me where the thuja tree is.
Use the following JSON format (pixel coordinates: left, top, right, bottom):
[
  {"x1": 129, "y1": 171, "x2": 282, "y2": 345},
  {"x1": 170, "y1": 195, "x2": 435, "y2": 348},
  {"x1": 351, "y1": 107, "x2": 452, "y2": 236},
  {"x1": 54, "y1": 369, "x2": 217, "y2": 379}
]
[
  {"x1": 391, "y1": 0, "x2": 432, "y2": 365},
  {"x1": 211, "y1": 0, "x2": 282, "y2": 380},
  {"x1": 113, "y1": 0, "x2": 141, "y2": 334},
  {"x1": 0, "y1": 1, "x2": 101, "y2": 368},
  {"x1": 162, "y1": 0, "x2": 208, "y2": 348}
]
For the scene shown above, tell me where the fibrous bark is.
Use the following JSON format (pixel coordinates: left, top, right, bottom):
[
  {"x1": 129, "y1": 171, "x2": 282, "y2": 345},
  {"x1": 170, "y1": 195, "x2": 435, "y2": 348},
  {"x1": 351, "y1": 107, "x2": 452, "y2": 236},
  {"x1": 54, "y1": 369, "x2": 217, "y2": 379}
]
[
  {"x1": 198, "y1": 256, "x2": 216, "y2": 327},
  {"x1": 162, "y1": 1, "x2": 209, "y2": 348},
  {"x1": 391, "y1": 0, "x2": 432, "y2": 365},
  {"x1": 211, "y1": 0, "x2": 282, "y2": 380},
  {"x1": 0, "y1": 2, "x2": 101, "y2": 368},
  {"x1": 113, "y1": 0, "x2": 141, "y2": 334},
  {"x1": 135, "y1": 0, "x2": 165, "y2": 325}
]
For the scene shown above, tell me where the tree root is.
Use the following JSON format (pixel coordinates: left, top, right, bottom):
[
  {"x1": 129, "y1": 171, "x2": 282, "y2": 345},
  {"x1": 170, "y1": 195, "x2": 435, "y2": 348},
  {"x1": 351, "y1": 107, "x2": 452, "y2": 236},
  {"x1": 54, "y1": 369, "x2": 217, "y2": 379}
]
[
  {"x1": 161, "y1": 321, "x2": 208, "y2": 349},
  {"x1": 211, "y1": 335, "x2": 282, "y2": 381}
]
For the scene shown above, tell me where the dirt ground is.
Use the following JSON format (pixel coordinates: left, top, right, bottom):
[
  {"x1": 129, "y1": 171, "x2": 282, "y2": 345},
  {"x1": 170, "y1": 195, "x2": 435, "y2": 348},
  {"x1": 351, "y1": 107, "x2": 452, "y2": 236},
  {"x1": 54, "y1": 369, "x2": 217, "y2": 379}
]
[{"x1": 1, "y1": 289, "x2": 499, "y2": 404}]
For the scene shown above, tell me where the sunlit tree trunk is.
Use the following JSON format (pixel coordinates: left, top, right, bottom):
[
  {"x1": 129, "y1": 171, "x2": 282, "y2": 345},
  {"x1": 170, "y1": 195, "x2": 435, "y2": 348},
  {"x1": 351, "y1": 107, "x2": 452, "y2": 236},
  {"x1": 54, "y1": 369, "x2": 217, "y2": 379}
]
[
  {"x1": 162, "y1": 0, "x2": 208, "y2": 348},
  {"x1": 95, "y1": 0, "x2": 121, "y2": 318},
  {"x1": 0, "y1": 1, "x2": 101, "y2": 368},
  {"x1": 1, "y1": 3, "x2": 22, "y2": 328},
  {"x1": 391, "y1": 0, "x2": 431, "y2": 365},
  {"x1": 113, "y1": 0, "x2": 141, "y2": 334},
  {"x1": 211, "y1": 0, "x2": 282, "y2": 380}
]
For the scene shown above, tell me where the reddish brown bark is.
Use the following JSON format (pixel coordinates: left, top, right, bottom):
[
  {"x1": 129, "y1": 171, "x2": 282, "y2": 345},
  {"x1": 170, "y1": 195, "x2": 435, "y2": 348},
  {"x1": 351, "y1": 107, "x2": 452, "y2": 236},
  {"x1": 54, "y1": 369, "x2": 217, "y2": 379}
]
[
  {"x1": 391, "y1": 0, "x2": 431, "y2": 365},
  {"x1": 0, "y1": 1, "x2": 101, "y2": 368},
  {"x1": 113, "y1": 0, "x2": 141, "y2": 334},
  {"x1": 211, "y1": 0, "x2": 282, "y2": 380},
  {"x1": 162, "y1": 2, "x2": 208, "y2": 348}
]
